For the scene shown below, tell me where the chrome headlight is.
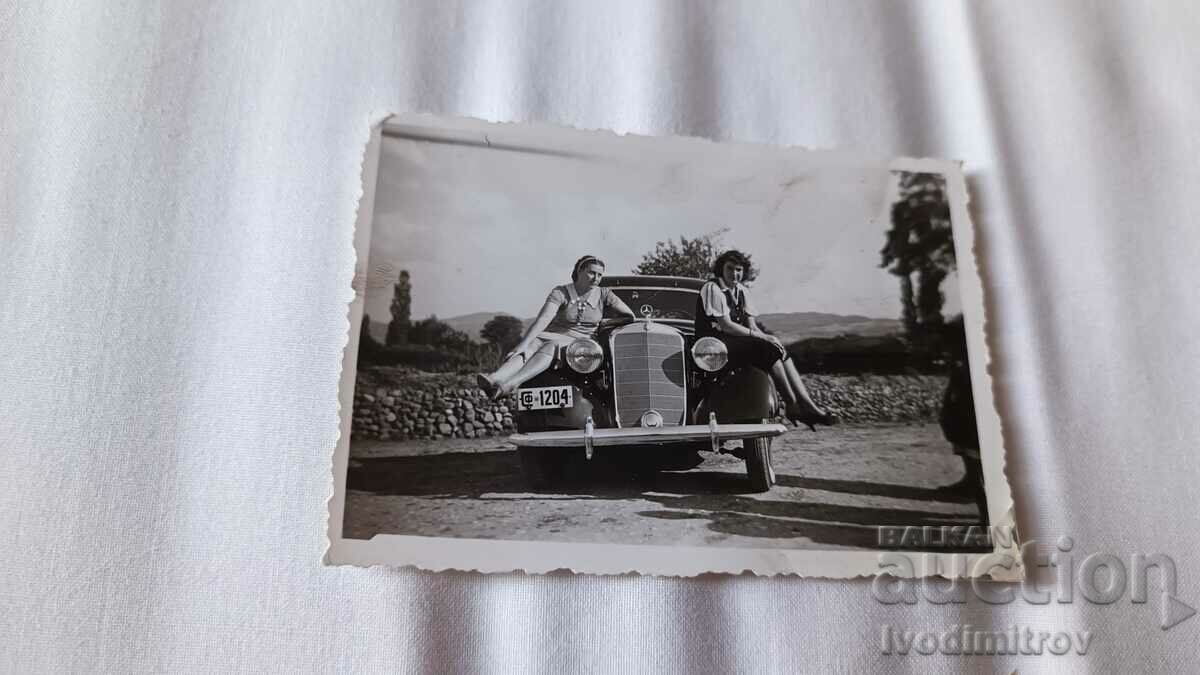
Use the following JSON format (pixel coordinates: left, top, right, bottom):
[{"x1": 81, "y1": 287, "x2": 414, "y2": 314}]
[
  {"x1": 565, "y1": 338, "x2": 604, "y2": 374},
  {"x1": 691, "y1": 337, "x2": 728, "y2": 372}
]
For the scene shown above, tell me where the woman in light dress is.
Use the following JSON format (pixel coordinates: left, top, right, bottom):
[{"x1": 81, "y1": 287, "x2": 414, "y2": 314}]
[{"x1": 477, "y1": 255, "x2": 635, "y2": 399}]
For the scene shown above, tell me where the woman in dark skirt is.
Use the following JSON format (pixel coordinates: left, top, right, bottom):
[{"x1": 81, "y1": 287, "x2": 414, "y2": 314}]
[{"x1": 695, "y1": 250, "x2": 836, "y2": 430}]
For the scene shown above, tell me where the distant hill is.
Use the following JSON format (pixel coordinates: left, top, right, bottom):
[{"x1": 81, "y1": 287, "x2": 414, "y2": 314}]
[
  {"x1": 369, "y1": 312, "x2": 528, "y2": 343},
  {"x1": 440, "y1": 312, "x2": 526, "y2": 341},
  {"x1": 756, "y1": 312, "x2": 901, "y2": 344},
  {"x1": 372, "y1": 310, "x2": 900, "y2": 345}
]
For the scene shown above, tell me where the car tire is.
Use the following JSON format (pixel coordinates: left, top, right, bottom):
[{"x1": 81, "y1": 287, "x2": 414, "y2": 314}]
[
  {"x1": 517, "y1": 447, "x2": 567, "y2": 489},
  {"x1": 744, "y1": 436, "x2": 775, "y2": 493}
]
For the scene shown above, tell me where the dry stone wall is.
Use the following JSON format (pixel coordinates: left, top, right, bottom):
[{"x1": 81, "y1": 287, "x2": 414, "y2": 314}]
[{"x1": 350, "y1": 366, "x2": 949, "y2": 441}]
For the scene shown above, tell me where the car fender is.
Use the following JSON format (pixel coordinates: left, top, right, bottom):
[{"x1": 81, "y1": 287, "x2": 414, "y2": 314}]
[{"x1": 694, "y1": 366, "x2": 780, "y2": 424}]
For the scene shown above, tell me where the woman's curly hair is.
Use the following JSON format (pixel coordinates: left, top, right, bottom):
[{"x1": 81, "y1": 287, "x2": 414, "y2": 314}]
[{"x1": 711, "y1": 249, "x2": 757, "y2": 282}]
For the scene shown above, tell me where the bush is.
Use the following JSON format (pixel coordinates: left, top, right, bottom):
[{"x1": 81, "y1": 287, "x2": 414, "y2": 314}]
[
  {"x1": 787, "y1": 334, "x2": 946, "y2": 374},
  {"x1": 361, "y1": 344, "x2": 480, "y2": 373}
]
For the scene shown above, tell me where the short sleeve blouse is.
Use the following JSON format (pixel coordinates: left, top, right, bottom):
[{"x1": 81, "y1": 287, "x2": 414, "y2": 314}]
[
  {"x1": 543, "y1": 284, "x2": 623, "y2": 338},
  {"x1": 700, "y1": 280, "x2": 758, "y2": 319}
]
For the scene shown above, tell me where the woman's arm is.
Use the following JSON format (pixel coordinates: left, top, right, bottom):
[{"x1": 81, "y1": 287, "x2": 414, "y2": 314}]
[
  {"x1": 702, "y1": 281, "x2": 747, "y2": 335},
  {"x1": 745, "y1": 315, "x2": 784, "y2": 347},
  {"x1": 606, "y1": 292, "x2": 636, "y2": 319},
  {"x1": 507, "y1": 300, "x2": 559, "y2": 359},
  {"x1": 714, "y1": 314, "x2": 779, "y2": 344},
  {"x1": 715, "y1": 314, "x2": 757, "y2": 337}
]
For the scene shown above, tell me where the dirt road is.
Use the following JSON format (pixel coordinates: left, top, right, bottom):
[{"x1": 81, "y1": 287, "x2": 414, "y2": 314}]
[{"x1": 343, "y1": 423, "x2": 986, "y2": 550}]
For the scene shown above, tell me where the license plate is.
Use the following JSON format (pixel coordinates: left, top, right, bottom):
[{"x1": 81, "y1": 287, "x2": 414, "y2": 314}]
[{"x1": 515, "y1": 386, "x2": 574, "y2": 411}]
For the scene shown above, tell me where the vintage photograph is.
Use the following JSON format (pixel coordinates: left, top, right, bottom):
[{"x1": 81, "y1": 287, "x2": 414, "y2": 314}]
[{"x1": 327, "y1": 115, "x2": 1017, "y2": 578}]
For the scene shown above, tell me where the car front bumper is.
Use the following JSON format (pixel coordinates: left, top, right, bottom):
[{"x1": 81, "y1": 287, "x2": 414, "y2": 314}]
[{"x1": 509, "y1": 414, "x2": 788, "y2": 457}]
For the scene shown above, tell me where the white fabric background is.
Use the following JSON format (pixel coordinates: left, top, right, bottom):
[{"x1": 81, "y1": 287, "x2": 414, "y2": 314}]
[{"x1": 2, "y1": 1, "x2": 1198, "y2": 672}]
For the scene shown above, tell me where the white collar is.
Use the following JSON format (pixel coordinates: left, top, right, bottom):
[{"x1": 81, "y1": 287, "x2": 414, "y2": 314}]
[
  {"x1": 715, "y1": 278, "x2": 745, "y2": 293},
  {"x1": 566, "y1": 284, "x2": 600, "y2": 306}
]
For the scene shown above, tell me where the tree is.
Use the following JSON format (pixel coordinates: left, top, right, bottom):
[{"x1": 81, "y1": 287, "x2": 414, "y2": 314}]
[
  {"x1": 386, "y1": 270, "x2": 412, "y2": 345},
  {"x1": 480, "y1": 314, "x2": 524, "y2": 353},
  {"x1": 633, "y1": 228, "x2": 758, "y2": 281},
  {"x1": 409, "y1": 315, "x2": 472, "y2": 351},
  {"x1": 880, "y1": 172, "x2": 956, "y2": 341},
  {"x1": 916, "y1": 265, "x2": 948, "y2": 333}
]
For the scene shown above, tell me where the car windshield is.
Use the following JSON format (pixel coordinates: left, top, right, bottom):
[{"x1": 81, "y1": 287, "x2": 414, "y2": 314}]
[{"x1": 605, "y1": 287, "x2": 697, "y2": 321}]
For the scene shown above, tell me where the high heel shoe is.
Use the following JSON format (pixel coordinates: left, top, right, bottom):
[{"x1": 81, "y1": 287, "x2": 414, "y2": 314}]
[
  {"x1": 787, "y1": 406, "x2": 839, "y2": 432},
  {"x1": 475, "y1": 373, "x2": 498, "y2": 400},
  {"x1": 492, "y1": 380, "x2": 519, "y2": 401}
]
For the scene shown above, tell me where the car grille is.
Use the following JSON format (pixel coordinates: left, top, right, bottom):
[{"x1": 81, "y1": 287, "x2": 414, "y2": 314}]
[{"x1": 610, "y1": 325, "x2": 687, "y2": 427}]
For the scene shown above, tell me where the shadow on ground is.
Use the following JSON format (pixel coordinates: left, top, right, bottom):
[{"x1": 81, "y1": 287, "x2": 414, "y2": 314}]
[{"x1": 347, "y1": 450, "x2": 988, "y2": 549}]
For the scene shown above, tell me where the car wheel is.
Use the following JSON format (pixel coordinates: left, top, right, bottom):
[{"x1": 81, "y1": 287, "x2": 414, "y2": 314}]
[
  {"x1": 517, "y1": 447, "x2": 569, "y2": 489},
  {"x1": 743, "y1": 436, "x2": 775, "y2": 493}
]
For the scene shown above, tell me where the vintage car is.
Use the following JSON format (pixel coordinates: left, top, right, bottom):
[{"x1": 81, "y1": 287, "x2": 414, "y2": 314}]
[{"x1": 508, "y1": 275, "x2": 789, "y2": 492}]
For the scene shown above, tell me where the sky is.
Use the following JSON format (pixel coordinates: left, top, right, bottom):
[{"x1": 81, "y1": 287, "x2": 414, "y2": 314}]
[{"x1": 363, "y1": 118, "x2": 963, "y2": 323}]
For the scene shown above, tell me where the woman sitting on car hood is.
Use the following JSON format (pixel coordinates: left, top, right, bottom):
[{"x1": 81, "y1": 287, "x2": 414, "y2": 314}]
[
  {"x1": 477, "y1": 255, "x2": 635, "y2": 399},
  {"x1": 697, "y1": 249, "x2": 837, "y2": 430}
]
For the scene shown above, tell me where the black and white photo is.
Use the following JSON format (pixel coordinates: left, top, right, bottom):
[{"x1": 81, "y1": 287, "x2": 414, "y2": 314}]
[{"x1": 326, "y1": 115, "x2": 1017, "y2": 578}]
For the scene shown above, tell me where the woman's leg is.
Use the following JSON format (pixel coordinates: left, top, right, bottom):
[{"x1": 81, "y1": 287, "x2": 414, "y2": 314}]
[
  {"x1": 781, "y1": 357, "x2": 827, "y2": 417},
  {"x1": 478, "y1": 352, "x2": 526, "y2": 398},
  {"x1": 769, "y1": 359, "x2": 832, "y2": 422},
  {"x1": 738, "y1": 335, "x2": 807, "y2": 415},
  {"x1": 769, "y1": 360, "x2": 798, "y2": 406},
  {"x1": 484, "y1": 353, "x2": 525, "y2": 384},
  {"x1": 496, "y1": 342, "x2": 558, "y2": 395}
]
